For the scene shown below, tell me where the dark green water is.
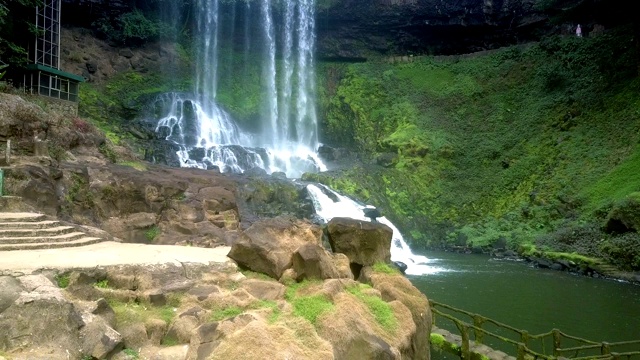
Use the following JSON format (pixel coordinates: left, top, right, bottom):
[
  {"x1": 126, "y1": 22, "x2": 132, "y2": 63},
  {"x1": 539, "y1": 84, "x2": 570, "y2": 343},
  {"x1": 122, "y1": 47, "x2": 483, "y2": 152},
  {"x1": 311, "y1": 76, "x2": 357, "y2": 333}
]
[{"x1": 409, "y1": 251, "x2": 640, "y2": 349}]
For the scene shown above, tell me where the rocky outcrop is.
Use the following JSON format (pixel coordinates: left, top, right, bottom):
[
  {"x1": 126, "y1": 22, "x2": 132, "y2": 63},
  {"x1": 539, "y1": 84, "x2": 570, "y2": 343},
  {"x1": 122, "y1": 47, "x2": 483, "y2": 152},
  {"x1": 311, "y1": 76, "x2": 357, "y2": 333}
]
[
  {"x1": 0, "y1": 258, "x2": 432, "y2": 360},
  {"x1": 327, "y1": 217, "x2": 393, "y2": 267},
  {"x1": 58, "y1": 0, "x2": 633, "y2": 59},
  {"x1": 368, "y1": 271, "x2": 433, "y2": 360},
  {"x1": 0, "y1": 274, "x2": 121, "y2": 360},
  {"x1": 227, "y1": 216, "x2": 323, "y2": 279}
]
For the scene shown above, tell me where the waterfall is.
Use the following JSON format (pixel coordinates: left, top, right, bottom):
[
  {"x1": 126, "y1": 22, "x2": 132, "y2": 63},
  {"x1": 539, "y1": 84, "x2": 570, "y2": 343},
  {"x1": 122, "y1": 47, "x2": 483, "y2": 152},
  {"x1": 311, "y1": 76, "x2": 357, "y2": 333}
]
[
  {"x1": 152, "y1": 0, "x2": 325, "y2": 178},
  {"x1": 306, "y1": 184, "x2": 446, "y2": 276}
]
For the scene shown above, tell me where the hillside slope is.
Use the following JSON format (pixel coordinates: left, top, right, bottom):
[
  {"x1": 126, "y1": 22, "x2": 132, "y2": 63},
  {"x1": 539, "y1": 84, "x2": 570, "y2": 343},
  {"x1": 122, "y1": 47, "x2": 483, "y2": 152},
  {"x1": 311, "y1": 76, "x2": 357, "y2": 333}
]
[{"x1": 314, "y1": 25, "x2": 640, "y2": 270}]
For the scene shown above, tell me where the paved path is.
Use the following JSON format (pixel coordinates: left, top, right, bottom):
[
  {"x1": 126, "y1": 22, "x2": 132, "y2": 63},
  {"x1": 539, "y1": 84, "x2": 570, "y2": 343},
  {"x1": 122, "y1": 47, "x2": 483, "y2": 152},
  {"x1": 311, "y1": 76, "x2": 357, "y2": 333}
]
[{"x1": 0, "y1": 241, "x2": 232, "y2": 272}]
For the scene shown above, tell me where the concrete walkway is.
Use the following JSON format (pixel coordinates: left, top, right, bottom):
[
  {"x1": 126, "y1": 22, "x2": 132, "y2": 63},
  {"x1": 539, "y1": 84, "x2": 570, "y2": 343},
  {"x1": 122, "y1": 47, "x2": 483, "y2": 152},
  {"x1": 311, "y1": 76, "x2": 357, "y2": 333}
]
[{"x1": 0, "y1": 241, "x2": 232, "y2": 272}]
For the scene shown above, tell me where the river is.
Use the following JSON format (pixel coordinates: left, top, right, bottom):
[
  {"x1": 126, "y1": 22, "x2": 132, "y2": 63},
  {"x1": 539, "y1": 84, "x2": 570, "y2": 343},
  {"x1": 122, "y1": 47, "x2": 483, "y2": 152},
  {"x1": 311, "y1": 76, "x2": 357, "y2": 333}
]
[{"x1": 409, "y1": 251, "x2": 640, "y2": 355}]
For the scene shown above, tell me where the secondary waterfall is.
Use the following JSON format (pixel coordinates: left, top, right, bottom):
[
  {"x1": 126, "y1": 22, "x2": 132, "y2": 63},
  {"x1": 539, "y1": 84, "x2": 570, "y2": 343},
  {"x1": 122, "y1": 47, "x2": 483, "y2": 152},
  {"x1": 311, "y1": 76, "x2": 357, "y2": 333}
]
[
  {"x1": 306, "y1": 184, "x2": 446, "y2": 276},
  {"x1": 152, "y1": 0, "x2": 324, "y2": 178}
]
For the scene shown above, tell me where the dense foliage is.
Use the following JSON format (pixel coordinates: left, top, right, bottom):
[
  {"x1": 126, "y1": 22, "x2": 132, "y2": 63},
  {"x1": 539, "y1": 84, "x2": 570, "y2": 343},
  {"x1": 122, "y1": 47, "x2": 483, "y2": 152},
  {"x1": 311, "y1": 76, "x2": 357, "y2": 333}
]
[
  {"x1": 0, "y1": 0, "x2": 40, "y2": 67},
  {"x1": 317, "y1": 26, "x2": 640, "y2": 268}
]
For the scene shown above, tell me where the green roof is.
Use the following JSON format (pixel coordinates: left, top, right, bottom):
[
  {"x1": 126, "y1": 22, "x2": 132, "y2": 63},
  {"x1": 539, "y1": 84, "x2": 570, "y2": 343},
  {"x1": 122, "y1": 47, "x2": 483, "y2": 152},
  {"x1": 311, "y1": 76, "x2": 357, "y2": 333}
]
[{"x1": 26, "y1": 64, "x2": 85, "y2": 82}]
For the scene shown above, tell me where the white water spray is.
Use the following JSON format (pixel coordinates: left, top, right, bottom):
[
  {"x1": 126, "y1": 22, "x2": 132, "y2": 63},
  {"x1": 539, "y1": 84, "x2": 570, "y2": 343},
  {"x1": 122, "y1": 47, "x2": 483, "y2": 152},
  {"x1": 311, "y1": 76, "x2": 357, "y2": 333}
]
[
  {"x1": 153, "y1": 0, "x2": 325, "y2": 178},
  {"x1": 306, "y1": 184, "x2": 446, "y2": 276}
]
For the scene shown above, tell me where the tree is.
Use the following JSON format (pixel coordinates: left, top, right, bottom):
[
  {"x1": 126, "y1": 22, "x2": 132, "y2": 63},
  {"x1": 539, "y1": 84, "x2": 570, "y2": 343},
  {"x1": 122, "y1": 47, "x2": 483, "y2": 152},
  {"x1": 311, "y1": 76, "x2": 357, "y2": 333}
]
[{"x1": 0, "y1": 0, "x2": 41, "y2": 68}]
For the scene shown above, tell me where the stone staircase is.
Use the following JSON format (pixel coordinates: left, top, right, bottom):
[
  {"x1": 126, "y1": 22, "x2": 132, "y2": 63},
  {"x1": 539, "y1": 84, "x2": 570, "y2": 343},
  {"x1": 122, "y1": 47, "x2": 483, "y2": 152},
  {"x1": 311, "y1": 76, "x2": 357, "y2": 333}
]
[{"x1": 0, "y1": 212, "x2": 104, "y2": 251}]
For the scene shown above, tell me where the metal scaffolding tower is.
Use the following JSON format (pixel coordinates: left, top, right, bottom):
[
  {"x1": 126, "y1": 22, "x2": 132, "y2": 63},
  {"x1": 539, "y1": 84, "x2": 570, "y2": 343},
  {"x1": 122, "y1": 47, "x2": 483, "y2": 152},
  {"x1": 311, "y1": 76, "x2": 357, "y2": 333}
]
[{"x1": 33, "y1": 0, "x2": 61, "y2": 69}]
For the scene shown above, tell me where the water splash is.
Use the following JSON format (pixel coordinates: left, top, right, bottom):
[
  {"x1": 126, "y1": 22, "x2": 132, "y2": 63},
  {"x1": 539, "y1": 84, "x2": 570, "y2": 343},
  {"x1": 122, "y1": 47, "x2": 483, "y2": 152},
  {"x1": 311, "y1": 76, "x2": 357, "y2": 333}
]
[
  {"x1": 306, "y1": 184, "x2": 447, "y2": 276},
  {"x1": 152, "y1": 0, "x2": 324, "y2": 178}
]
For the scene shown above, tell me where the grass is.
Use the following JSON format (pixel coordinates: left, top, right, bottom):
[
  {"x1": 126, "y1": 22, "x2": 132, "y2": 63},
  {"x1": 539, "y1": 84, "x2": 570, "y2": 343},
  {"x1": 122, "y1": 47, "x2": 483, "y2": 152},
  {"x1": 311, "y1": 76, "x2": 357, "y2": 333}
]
[
  {"x1": 123, "y1": 348, "x2": 139, "y2": 359},
  {"x1": 582, "y1": 146, "x2": 640, "y2": 214},
  {"x1": 54, "y1": 273, "x2": 70, "y2": 288},
  {"x1": 107, "y1": 299, "x2": 177, "y2": 326},
  {"x1": 145, "y1": 226, "x2": 161, "y2": 242},
  {"x1": 372, "y1": 262, "x2": 400, "y2": 275},
  {"x1": 210, "y1": 306, "x2": 244, "y2": 321},
  {"x1": 95, "y1": 279, "x2": 110, "y2": 289},
  {"x1": 346, "y1": 284, "x2": 397, "y2": 332},
  {"x1": 285, "y1": 280, "x2": 335, "y2": 326}
]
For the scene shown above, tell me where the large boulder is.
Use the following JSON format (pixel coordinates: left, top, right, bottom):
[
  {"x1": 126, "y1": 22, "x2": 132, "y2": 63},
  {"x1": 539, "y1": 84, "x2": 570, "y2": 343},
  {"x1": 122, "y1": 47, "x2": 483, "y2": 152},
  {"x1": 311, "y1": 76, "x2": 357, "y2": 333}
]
[
  {"x1": 198, "y1": 317, "x2": 334, "y2": 360},
  {"x1": 327, "y1": 218, "x2": 393, "y2": 266},
  {"x1": 227, "y1": 216, "x2": 323, "y2": 279},
  {"x1": 0, "y1": 275, "x2": 85, "y2": 359},
  {"x1": 292, "y1": 243, "x2": 353, "y2": 281},
  {"x1": 368, "y1": 272, "x2": 433, "y2": 360}
]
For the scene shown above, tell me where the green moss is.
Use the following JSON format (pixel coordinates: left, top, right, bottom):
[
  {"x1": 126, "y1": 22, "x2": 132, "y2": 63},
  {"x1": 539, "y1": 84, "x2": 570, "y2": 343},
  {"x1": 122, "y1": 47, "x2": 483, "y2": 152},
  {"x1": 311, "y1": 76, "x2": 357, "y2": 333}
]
[
  {"x1": 430, "y1": 332, "x2": 461, "y2": 355},
  {"x1": 545, "y1": 251, "x2": 598, "y2": 266},
  {"x1": 119, "y1": 161, "x2": 148, "y2": 171},
  {"x1": 372, "y1": 262, "x2": 400, "y2": 275},
  {"x1": 145, "y1": 226, "x2": 161, "y2": 242},
  {"x1": 583, "y1": 148, "x2": 640, "y2": 215},
  {"x1": 285, "y1": 280, "x2": 335, "y2": 326},
  {"x1": 54, "y1": 273, "x2": 70, "y2": 288},
  {"x1": 123, "y1": 348, "x2": 140, "y2": 359},
  {"x1": 319, "y1": 25, "x2": 640, "y2": 258},
  {"x1": 107, "y1": 299, "x2": 177, "y2": 326},
  {"x1": 95, "y1": 279, "x2": 110, "y2": 289},
  {"x1": 211, "y1": 306, "x2": 244, "y2": 321},
  {"x1": 346, "y1": 284, "x2": 397, "y2": 332}
]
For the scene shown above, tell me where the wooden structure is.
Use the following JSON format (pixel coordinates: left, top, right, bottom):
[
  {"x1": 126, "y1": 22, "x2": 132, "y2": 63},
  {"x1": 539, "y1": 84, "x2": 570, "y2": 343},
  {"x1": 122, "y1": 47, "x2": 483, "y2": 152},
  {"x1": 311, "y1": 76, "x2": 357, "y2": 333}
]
[{"x1": 430, "y1": 300, "x2": 640, "y2": 360}]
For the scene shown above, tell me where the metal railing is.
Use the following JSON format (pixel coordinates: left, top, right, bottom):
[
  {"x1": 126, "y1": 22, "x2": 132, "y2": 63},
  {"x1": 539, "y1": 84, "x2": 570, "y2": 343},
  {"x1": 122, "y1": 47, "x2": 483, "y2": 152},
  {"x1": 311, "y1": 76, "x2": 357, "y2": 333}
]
[{"x1": 430, "y1": 300, "x2": 640, "y2": 360}]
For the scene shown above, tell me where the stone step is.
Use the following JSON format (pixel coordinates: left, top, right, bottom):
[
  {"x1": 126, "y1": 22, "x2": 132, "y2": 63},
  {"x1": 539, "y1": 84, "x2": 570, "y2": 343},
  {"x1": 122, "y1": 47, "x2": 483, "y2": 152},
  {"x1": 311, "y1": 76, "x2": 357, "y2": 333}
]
[
  {"x1": 0, "y1": 237, "x2": 104, "y2": 251},
  {"x1": 0, "y1": 231, "x2": 87, "y2": 245},
  {"x1": 0, "y1": 213, "x2": 47, "y2": 223},
  {"x1": 0, "y1": 220, "x2": 61, "y2": 229},
  {"x1": 0, "y1": 225, "x2": 76, "y2": 238}
]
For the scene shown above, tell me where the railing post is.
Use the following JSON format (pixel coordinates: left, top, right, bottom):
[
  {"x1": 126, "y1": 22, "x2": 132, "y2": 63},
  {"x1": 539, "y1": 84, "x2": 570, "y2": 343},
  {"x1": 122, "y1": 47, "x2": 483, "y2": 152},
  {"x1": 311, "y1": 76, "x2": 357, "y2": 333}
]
[
  {"x1": 455, "y1": 321, "x2": 470, "y2": 360},
  {"x1": 552, "y1": 329, "x2": 562, "y2": 357},
  {"x1": 461, "y1": 324, "x2": 470, "y2": 360},
  {"x1": 601, "y1": 342, "x2": 610, "y2": 355},
  {"x1": 473, "y1": 315, "x2": 485, "y2": 344},
  {"x1": 520, "y1": 330, "x2": 530, "y2": 348},
  {"x1": 517, "y1": 343, "x2": 526, "y2": 360}
]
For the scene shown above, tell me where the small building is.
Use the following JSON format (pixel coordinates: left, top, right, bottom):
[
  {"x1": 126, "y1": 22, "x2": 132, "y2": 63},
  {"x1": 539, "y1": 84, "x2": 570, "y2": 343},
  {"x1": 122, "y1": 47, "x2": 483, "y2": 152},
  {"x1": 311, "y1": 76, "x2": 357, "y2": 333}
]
[{"x1": 20, "y1": 0, "x2": 84, "y2": 103}]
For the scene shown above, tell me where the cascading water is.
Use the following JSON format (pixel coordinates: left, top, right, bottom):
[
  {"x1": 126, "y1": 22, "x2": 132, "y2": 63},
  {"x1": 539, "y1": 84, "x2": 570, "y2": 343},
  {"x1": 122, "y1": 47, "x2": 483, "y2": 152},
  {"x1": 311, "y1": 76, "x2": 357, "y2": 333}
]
[
  {"x1": 306, "y1": 184, "x2": 446, "y2": 276},
  {"x1": 151, "y1": 0, "x2": 325, "y2": 178}
]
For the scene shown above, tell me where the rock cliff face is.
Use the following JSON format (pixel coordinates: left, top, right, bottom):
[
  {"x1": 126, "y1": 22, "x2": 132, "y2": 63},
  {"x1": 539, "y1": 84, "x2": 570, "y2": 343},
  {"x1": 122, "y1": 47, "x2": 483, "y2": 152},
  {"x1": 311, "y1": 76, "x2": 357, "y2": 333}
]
[
  {"x1": 59, "y1": 0, "x2": 635, "y2": 59},
  {"x1": 59, "y1": 0, "x2": 634, "y2": 58}
]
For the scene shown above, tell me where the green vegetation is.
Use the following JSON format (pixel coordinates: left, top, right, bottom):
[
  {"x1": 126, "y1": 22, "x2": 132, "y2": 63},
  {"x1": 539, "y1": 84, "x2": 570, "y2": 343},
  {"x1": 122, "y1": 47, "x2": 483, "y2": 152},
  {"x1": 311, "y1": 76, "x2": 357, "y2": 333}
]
[
  {"x1": 211, "y1": 306, "x2": 244, "y2": 321},
  {"x1": 285, "y1": 280, "x2": 334, "y2": 326},
  {"x1": 95, "y1": 279, "x2": 110, "y2": 289},
  {"x1": 318, "y1": 25, "x2": 640, "y2": 268},
  {"x1": 346, "y1": 283, "x2": 397, "y2": 332},
  {"x1": 93, "y1": 9, "x2": 173, "y2": 46},
  {"x1": 145, "y1": 226, "x2": 161, "y2": 242},
  {"x1": 123, "y1": 348, "x2": 140, "y2": 359},
  {"x1": 120, "y1": 161, "x2": 148, "y2": 171},
  {"x1": 108, "y1": 299, "x2": 177, "y2": 326},
  {"x1": 430, "y1": 332, "x2": 461, "y2": 355},
  {"x1": 372, "y1": 262, "x2": 400, "y2": 275},
  {"x1": 54, "y1": 273, "x2": 70, "y2": 288}
]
